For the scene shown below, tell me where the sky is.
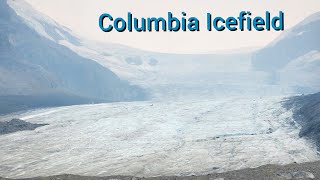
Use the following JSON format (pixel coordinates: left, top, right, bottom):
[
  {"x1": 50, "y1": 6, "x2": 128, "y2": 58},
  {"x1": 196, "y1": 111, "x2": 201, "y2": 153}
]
[{"x1": 26, "y1": 0, "x2": 320, "y2": 53}]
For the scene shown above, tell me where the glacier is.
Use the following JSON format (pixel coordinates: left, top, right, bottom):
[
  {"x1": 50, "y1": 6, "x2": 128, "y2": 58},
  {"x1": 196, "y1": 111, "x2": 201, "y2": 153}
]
[{"x1": 0, "y1": 96, "x2": 319, "y2": 178}]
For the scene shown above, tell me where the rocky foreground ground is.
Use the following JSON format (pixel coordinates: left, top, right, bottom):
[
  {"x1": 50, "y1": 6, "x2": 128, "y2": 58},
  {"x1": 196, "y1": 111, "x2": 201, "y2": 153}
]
[{"x1": 1, "y1": 161, "x2": 320, "y2": 180}]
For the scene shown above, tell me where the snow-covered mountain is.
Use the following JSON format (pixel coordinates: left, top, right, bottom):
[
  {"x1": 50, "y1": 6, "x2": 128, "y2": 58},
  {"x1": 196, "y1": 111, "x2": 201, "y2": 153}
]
[
  {"x1": 7, "y1": 0, "x2": 320, "y2": 100},
  {"x1": 14, "y1": 3, "x2": 273, "y2": 97},
  {"x1": 251, "y1": 12, "x2": 320, "y2": 93},
  {"x1": 7, "y1": 0, "x2": 80, "y2": 45},
  {"x1": 279, "y1": 51, "x2": 320, "y2": 93},
  {"x1": 0, "y1": 0, "x2": 146, "y2": 114},
  {"x1": 7, "y1": 1, "x2": 269, "y2": 91},
  {"x1": 252, "y1": 12, "x2": 320, "y2": 72}
]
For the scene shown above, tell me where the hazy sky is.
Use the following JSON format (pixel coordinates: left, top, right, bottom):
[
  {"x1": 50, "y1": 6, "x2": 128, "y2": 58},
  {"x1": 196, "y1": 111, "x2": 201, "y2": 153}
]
[{"x1": 26, "y1": 0, "x2": 320, "y2": 53}]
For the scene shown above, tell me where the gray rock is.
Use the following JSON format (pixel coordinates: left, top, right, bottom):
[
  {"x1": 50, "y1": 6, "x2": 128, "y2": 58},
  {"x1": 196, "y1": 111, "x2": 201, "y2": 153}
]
[
  {"x1": 276, "y1": 171, "x2": 315, "y2": 179},
  {"x1": 0, "y1": 118, "x2": 48, "y2": 135},
  {"x1": 283, "y1": 92, "x2": 320, "y2": 149}
]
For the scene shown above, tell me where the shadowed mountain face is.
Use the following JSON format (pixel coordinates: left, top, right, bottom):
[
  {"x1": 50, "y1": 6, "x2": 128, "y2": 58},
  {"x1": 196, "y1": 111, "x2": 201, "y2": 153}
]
[
  {"x1": 284, "y1": 92, "x2": 320, "y2": 148},
  {"x1": 252, "y1": 12, "x2": 320, "y2": 72},
  {"x1": 0, "y1": 1, "x2": 146, "y2": 114}
]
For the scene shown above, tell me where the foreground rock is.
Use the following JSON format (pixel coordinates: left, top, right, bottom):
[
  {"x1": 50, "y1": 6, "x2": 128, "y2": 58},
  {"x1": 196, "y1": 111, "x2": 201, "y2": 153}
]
[
  {"x1": 0, "y1": 119, "x2": 48, "y2": 135},
  {"x1": 284, "y1": 92, "x2": 320, "y2": 149},
  {"x1": 1, "y1": 161, "x2": 320, "y2": 180}
]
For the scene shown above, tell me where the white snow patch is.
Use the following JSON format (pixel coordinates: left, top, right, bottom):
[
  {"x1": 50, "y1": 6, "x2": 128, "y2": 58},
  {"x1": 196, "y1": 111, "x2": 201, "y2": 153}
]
[{"x1": 296, "y1": 31, "x2": 307, "y2": 36}]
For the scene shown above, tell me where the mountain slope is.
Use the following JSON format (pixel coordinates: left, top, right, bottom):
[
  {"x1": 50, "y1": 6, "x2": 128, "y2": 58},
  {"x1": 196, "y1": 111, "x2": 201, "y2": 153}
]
[
  {"x1": 252, "y1": 12, "x2": 320, "y2": 72},
  {"x1": 284, "y1": 92, "x2": 320, "y2": 149},
  {"x1": 251, "y1": 12, "x2": 320, "y2": 93},
  {"x1": 279, "y1": 51, "x2": 320, "y2": 93},
  {"x1": 0, "y1": 0, "x2": 146, "y2": 114},
  {"x1": 11, "y1": 0, "x2": 307, "y2": 98}
]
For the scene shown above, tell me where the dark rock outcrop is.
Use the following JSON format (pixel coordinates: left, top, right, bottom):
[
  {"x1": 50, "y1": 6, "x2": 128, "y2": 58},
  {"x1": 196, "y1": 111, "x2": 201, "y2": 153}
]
[
  {"x1": 284, "y1": 92, "x2": 320, "y2": 148},
  {"x1": 0, "y1": 118, "x2": 48, "y2": 135}
]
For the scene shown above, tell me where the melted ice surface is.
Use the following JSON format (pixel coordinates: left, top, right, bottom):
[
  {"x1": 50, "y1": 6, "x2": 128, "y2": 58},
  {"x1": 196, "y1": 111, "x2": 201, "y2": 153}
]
[{"x1": 0, "y1": 96, "x2": 319, "y2": 178}]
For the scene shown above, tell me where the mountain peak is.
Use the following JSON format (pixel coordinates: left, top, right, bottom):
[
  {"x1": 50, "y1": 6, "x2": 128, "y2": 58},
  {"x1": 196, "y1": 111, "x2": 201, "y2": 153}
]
[
  {"x1": 7, "y1": 0, "x2": 80, "y2": 44},
  {"x1": 252, "y1": 11, "x2": 320, "y2": 72},
  {"x1": 300, "y1": 11, "x2": 320, "y2": 26}
]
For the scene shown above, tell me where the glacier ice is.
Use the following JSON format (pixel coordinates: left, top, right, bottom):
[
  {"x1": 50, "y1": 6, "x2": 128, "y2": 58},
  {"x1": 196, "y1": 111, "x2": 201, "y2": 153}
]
[{"x1": 0, "y1": 96, "x2": 318, "y2": 178}]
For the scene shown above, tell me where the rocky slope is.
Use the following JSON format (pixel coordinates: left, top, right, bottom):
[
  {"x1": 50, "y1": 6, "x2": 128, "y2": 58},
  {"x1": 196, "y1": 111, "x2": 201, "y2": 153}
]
[
  {"x1": 0, "y1": 118, "x2": 48, "y2": 135},
  {"x1": 284, "y1": 92, "x2": 320, "y2": 149}
]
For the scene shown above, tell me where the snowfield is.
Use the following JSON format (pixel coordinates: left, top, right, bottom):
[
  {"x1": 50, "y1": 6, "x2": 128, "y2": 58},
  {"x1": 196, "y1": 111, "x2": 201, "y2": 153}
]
[{"x1": 0, "y1": 96, "x2": 318, "y2": 178}]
